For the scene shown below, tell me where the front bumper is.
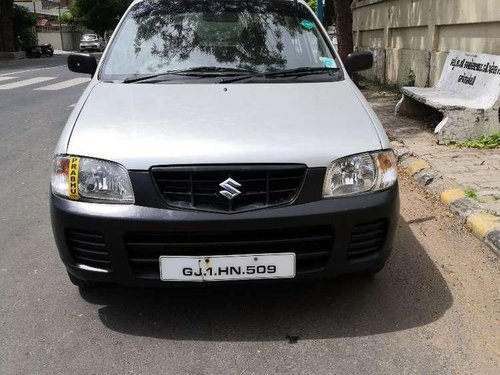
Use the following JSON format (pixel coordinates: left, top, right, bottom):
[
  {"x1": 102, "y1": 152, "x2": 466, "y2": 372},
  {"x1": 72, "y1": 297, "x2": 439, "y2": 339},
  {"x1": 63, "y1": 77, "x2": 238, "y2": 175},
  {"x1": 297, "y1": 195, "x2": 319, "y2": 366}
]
[
  {"x1": 51, "y1": 180, "x2": 399, "y2": 287},
  {"x1": 79, "y1": 44, "x2": 100, "y2": 51}
]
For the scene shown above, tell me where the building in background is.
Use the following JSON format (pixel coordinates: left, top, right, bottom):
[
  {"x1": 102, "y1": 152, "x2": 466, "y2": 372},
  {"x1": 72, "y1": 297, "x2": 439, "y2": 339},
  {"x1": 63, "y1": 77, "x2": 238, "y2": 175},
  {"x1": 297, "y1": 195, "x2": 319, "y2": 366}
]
[
  {"x1": 352, "y1": 0, "x2": 500, "y2": 87},
  {"x1": 14, "y1": 1, "x2": 79, "y2": 51},
  {"x1": 15, "y1": 1, "x2": 71, "y2": 24}
]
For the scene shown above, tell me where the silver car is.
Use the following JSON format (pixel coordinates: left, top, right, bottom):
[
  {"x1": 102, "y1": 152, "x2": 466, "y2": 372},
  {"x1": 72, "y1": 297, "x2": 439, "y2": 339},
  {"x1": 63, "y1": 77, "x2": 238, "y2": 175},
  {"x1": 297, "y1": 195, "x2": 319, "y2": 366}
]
[
  {"x1": 52, "y1": 0, "x2": 399, "y2": 288},
  {"x1": 79, "y1": 34, "x2": 105, "y2": 52}
]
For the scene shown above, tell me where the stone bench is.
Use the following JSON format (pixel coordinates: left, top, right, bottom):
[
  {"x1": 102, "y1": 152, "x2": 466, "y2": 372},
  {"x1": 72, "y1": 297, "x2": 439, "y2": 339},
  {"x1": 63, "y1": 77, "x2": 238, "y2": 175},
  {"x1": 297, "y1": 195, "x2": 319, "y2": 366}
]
[{"x1": 396, "y1": 50, "x2": 500, "y2": 142}]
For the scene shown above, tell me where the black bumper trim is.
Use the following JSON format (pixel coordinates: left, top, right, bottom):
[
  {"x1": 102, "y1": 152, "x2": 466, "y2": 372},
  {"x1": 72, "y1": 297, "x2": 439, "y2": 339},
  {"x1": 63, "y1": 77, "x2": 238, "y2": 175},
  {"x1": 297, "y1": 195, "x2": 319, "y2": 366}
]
[{"x1": 51, "y1": 185, "x2": 399, "y2": 287}]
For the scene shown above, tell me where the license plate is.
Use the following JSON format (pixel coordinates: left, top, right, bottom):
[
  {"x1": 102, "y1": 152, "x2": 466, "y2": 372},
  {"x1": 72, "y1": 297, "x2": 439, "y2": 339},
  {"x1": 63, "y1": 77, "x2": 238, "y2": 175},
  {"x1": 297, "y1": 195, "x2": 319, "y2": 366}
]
[{"x1": 159, "y1": 253, "x2": 296, "y2": 282}]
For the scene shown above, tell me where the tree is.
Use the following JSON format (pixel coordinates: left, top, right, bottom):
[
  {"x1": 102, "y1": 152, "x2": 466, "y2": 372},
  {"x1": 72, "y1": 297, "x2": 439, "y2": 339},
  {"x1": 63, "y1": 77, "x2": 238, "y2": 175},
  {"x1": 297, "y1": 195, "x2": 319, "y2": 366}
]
[
  {"x1": 70, "y1": 0, "x2": 133, "y2": 36},
  {"x1": 0, "y1": 0, "x2": 15, "y2": 52},
  {"x1": 323, "y1": 0, "x2": 336, "y2": 28},
  {"x1": 306, "y1": 0, "x2": 318, "y2": 12},
  {"x1": 131, "y1": 2, "x2": 291, "y2": 71},
  {"x1": 59, "y1": 10, "x2": 79, "y2": 32},
  {"x1": 330, "y1": 0, "x2": 353, "y2": 63},
  {"x1": 59, "y1": 11, "x2": 74, "y2": 24},
  {"x1": 13, "y1": 4, "x2": 37, "y2": 49}
]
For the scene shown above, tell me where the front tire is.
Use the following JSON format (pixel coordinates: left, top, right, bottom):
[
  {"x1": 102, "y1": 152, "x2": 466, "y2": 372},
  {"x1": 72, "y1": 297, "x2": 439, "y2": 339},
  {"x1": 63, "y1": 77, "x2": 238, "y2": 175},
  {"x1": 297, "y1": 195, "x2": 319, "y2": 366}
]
[{"x1": 67, "y1": 272, "x2": 101, "y2": 288}]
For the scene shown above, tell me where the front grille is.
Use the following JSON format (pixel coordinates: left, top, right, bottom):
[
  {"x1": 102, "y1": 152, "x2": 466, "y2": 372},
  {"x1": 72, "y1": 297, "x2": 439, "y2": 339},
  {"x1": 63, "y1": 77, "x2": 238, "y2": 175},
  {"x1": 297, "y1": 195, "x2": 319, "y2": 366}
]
[
  {"x1": 348, "y1": 220, "x2": 387, "y2": 261},
  {"x1": 67, "y1": 230, "x2": 111, "y2": 271},
  {"x1": 126, "y1": 226, "x2": 333, "y2": 278},
  {"x1": 152, "y1": 165, "x2": 306, "y2": 213}
]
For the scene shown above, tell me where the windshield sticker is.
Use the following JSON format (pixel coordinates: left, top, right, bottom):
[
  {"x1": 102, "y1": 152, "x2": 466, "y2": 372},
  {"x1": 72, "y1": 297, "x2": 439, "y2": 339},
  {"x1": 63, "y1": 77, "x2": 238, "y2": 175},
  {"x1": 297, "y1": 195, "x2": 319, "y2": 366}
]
[
  {"x1": 68, "y1": 157, "x2": 80, "y2": 201},
  {"x1": 320, "y1": 57, "x2": 337, "y2": 69},
  {"x1": 300, "y1": 20, "x2": 315, "y2": 30}
]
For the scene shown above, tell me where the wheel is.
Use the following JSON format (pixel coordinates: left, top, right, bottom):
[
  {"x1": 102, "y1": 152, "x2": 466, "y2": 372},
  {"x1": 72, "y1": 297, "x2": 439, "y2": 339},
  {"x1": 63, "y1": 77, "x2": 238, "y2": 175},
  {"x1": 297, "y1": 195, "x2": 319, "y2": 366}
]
[{"x1": 67, "y1": 272, "x2": 101, "y2": 288}]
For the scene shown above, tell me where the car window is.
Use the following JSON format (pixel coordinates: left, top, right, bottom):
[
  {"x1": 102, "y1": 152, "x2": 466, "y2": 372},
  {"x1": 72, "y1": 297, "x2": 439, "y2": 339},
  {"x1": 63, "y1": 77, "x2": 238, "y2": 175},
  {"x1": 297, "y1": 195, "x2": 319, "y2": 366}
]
[
  {"x1": 82, "y1": 35, "x2": 98, "y2": 41},
  {"x1": 101, "y1": 0, "x2": 340, "y2": 81}
]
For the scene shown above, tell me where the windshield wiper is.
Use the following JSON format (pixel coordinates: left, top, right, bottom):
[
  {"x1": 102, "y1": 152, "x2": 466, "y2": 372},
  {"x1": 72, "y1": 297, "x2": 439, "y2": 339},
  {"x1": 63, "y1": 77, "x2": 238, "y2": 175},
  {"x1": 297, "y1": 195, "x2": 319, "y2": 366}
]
[
  {"x1": 123, "y1": 67, "x2": 258, "y2": 83},
  {"x1": 176, "y1": 66, "x2": 258, "y2": 75},
  {"x1": 220, "y1": 67, "x2": 339, "y2": 84}
]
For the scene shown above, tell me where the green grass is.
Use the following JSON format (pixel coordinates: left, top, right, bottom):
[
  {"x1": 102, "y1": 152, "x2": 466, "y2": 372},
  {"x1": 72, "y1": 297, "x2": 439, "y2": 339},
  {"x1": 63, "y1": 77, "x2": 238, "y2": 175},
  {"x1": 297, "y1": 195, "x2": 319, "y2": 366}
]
[
  {"x1": 455, "y1": 132, "x2": 500, "y2": 149},
  {"x1": 464, "y1": 188, "x2": 478, "y2": 199}
]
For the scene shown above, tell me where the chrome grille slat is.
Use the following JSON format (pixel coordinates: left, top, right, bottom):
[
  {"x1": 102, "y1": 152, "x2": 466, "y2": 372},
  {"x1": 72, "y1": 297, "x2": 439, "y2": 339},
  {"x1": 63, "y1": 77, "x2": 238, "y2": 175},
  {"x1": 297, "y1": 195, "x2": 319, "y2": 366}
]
[{"x1": 152, "y1": 165, "x2": 306, "y2": 213}]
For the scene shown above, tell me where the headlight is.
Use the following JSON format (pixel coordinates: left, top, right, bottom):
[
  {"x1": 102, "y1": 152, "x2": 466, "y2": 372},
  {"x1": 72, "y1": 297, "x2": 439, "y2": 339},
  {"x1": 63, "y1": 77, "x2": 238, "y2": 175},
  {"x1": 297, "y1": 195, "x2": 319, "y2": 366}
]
[
  {"x1": 323, "y1": 150, "x2": 397, "y2": 198},
  {"x1": 51, "y1": 156, "x2": 135, "y2": 204}
]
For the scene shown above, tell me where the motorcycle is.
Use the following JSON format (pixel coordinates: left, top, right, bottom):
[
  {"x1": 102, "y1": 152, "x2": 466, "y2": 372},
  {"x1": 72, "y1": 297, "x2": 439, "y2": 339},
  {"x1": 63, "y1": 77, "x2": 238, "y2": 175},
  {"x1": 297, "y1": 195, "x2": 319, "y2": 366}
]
[
  {"x1": 18, "y1": 37, "x2": 54, "y2": 58},
  {"x1": 24, "y1": 43, "x2": 42, "y2": 58},
  {"x1": 40, "y1": 43, "x2": 54, "y2": 57}
]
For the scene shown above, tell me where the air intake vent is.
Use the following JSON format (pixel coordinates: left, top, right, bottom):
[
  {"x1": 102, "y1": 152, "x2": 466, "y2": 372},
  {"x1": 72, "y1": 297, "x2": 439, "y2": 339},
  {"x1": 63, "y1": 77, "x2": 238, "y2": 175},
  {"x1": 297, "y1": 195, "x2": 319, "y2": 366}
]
[
  {"x1": 67, "y1": 230, "x2": 111, "y2": 271},
  {"x1": 125, "y1": 225, "x2": 333, "y2": 278},
  {"x1": 348, "y1": 220, "x2": 387, "y2": 261},
  {"x1": 152, "y1": 165, "x2": 306, "y2": 213}
]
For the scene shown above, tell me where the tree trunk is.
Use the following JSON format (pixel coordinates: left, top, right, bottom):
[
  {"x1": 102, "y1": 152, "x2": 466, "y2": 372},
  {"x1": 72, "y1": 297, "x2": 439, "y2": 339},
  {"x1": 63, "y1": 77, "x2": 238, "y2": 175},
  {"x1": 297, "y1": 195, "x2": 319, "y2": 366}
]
[
  {"x1": 323, "y1": 0, "x2": 336, "y2": 28},
  {"x1": 0, "y1": 0, "x2": 15, "y2": 52},
  {"x1": 332, "y1": 0, "x2": 353, "y2": 64}
]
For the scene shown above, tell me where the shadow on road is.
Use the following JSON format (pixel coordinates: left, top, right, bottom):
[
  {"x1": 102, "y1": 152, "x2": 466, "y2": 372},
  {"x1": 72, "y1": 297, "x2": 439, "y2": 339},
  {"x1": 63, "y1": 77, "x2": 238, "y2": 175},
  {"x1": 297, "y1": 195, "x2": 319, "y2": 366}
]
[{"x1": 80, "y1": 217, "x2": 452, "y2": 341}]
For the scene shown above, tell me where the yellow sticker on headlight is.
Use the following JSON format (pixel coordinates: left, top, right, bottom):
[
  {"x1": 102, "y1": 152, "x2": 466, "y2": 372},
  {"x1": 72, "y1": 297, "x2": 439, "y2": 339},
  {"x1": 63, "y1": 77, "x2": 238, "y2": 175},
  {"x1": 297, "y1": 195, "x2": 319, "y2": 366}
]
[{"x1": 68, "y1": 157, "x2": 80, "y2": 200}]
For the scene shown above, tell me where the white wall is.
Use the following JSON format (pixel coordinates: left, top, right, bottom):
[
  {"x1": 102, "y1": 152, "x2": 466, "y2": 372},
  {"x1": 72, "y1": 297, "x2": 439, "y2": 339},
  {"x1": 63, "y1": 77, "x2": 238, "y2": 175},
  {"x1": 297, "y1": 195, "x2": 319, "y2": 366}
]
[
  {"x1": 352, "y1": 0, "x2": 500, "y2": 86},
  {"x1": 37, "y1": 31, "x2": 81, "y2": 51}
]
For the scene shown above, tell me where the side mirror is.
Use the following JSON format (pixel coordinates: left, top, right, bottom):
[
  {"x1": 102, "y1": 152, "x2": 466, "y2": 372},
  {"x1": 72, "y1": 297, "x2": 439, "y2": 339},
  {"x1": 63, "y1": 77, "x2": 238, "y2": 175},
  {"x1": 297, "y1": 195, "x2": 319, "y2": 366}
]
[
  {"x1": 345, "y1": 51, "x2": 373, "y2": 74},
  {"x1": 68, "y1": 53, "x2": 97, "y2": 76}
]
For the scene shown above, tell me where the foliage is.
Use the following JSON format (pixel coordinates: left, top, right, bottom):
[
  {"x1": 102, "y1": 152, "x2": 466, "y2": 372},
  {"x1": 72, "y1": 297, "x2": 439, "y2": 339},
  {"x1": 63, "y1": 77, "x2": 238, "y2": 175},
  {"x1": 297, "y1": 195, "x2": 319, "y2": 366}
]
[
  {"x1": 455, "y1": 132, "x2": 500, "y2": 149},
  {"x1": 13, "y1": 4, "x2": 37, "y2": 49},
  {"x1": 70, "y1": 0, "x2": 133, "y2": 36},
  {"x1": 59, "y1": 11, "x2": 74, "y2": 24},
  {"x1": 130, "y1": 2, "x2": 292, "y2": 71},
  {"x1": 59, "y1": 10, "x2": 78, "y2": 32},
  {"x1": 464, "y1": 188, "x2": 478, "y2": 200},
  {"x1": 306, "y1": 0, "x2": 318, "y2": 12}
]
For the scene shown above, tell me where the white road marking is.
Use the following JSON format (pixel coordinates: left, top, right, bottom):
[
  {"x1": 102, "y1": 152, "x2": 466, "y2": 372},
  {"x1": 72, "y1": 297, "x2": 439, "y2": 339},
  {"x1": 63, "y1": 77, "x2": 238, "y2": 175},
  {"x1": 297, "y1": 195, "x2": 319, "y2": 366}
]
[
  {"x1": 35, "y1": 77, "x2": 91, "y2": 91},
  {"x1": 0, "y1": 77, "x2": 56, "y2": 90},
  {"x1": 0, "y1": 76, "x2": 18, "y2": 82},
  {"x1": 0, "y1": 65, "x2": 66, "y2": 77}
]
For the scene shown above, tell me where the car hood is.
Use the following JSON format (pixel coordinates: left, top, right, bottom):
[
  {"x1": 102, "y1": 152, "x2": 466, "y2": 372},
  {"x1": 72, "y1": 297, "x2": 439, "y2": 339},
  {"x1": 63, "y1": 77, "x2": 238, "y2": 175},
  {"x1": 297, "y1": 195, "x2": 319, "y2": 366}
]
[{"x1": 67, "y1": 81, "x2": 383, "y2": 170}]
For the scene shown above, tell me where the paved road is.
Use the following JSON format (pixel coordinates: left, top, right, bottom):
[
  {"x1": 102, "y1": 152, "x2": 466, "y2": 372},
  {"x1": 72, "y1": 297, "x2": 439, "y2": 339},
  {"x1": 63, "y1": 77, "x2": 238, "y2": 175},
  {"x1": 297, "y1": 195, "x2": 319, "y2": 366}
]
[{"x1": 0, "y1": 56, "x2": 498, "y2": 375}]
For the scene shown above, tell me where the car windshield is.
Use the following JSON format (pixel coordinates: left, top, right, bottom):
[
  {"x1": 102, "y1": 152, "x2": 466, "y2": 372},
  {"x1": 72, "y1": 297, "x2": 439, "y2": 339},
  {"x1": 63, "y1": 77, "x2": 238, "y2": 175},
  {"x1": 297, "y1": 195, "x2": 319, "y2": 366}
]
[
  {"x1": 82, "y1": 35, "x2": 98, "y2": 41},
  {"x1": 101, "y1": 0, "x2": 341, "y2": 82}
]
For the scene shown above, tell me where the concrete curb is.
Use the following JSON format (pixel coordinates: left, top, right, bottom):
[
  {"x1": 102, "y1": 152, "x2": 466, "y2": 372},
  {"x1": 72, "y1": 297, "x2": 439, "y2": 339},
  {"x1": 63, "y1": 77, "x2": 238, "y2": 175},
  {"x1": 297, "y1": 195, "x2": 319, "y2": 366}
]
[{"x1": 392, "y1": 143, "x2": 500, "y2": 255}]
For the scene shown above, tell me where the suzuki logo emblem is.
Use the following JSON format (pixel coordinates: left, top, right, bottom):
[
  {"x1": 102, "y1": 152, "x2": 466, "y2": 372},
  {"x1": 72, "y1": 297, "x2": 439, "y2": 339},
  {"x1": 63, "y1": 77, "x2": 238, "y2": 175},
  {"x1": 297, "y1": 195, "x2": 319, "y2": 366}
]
[{"x1": 219, "y1": 178, "x2": 242, "y2": 200}]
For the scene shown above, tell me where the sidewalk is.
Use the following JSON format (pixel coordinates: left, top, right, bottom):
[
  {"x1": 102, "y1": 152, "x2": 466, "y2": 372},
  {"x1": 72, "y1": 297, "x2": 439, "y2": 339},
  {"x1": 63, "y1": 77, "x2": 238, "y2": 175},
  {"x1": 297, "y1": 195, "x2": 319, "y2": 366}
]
[{"x1": 362, "y1": 83, "x2": 500, "y2": 253}]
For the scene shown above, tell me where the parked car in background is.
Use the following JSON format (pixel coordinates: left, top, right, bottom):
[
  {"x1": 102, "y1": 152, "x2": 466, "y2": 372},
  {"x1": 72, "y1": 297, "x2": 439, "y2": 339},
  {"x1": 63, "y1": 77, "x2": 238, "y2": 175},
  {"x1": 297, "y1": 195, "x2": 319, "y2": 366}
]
[{"x1": 79, "y1": 34, "x2": 106, "y2": 52}]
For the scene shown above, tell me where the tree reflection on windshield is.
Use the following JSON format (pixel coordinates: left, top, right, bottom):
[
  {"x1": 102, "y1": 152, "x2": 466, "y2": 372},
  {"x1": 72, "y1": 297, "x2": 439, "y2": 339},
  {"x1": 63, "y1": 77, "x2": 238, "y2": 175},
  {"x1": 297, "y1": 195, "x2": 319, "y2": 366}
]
[
  {"x1": 102, "y1": 0, "x2": 336, "y2": 78},
  {"x1": 131, "y1": 0, "x2": 297, "y2": 71}
]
